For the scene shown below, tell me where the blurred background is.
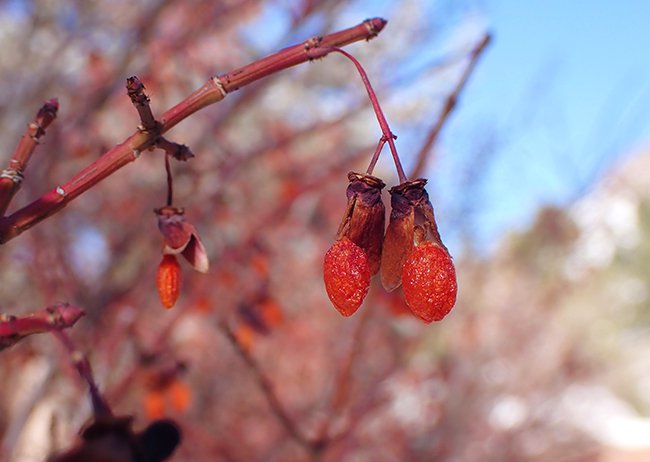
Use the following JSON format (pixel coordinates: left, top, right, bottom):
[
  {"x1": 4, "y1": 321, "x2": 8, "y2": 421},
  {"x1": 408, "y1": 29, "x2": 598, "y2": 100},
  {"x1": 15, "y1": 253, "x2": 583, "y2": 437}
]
[{"x1": 0, "y1": 0, "x2": 649, "y2": 460}]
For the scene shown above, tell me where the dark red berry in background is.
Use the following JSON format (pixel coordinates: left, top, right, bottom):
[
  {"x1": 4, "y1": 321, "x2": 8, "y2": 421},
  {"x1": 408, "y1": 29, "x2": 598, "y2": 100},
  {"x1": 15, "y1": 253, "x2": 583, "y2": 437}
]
[
  {"x1": 402, "y1": 241, "x2": 457, "y2": 322},
  {"x1": 323, "y1": 238, "x2": 371, "y2": 316}
]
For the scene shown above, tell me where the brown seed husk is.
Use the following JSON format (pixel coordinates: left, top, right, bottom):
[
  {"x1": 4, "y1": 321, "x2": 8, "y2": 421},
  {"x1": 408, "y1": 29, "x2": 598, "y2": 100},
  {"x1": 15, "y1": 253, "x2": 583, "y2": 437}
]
[
  {"x1": 380, "y1": 178, "x2": 448, "y2": 291},
  {"x1": 335, "y1": 172, "x2": 386, "y2": 275},
  {"x1": 155, "y1": 206, "x2": 209, "y2": 273}
]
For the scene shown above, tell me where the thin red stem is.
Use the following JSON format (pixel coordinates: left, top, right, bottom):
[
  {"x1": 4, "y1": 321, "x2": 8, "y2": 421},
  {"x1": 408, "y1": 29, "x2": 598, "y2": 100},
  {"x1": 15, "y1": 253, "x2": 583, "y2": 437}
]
[
  {"x1": 327, "y1": 47, "x2": 407, "y2": 183},
  {"x1": 165, "y1": 154, "x2": 173, "y2": 206},
  {"x1": 0, "y1": 18, "x2": 387, "y2": 244},
  {"x1": 366, "y1": 136, "x2": 388, "y2": 175}
]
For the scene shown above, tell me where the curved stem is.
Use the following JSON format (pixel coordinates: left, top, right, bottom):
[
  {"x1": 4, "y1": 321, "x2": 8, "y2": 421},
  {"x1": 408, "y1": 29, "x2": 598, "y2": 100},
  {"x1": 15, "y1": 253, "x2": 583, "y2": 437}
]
[
  {"x1": 165, "y1": 154, "x2": 173, "y2": 206},
  {"x1": 329, "y1": 48, "x2": 407, "y2": 183}
]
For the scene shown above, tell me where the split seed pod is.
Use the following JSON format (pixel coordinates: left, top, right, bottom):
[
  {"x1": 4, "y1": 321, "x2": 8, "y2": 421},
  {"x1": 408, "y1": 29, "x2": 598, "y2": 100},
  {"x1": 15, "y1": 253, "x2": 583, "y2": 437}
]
[
  {"x1": 155, "y1": 206, "x2": 209, "y2": 273},
  {"x1": 380, "y1": 179, "x2": 447, "y2": 291},
  {"x1": 334, "y1": 172, "x2": 386, "y2": 274}
]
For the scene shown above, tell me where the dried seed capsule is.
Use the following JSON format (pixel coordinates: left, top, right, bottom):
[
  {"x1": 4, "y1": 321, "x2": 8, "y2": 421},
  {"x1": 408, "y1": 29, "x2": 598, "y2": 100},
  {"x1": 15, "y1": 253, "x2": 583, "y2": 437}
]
[
  {"x1": 323, "y1": 238, "x2": 371, "y2": 316},
  {"x1": 381, "y1": 178, "x2": 448, "y2": 292},
  {"x1": 157, "y1": 255, "x2": 182, "y2": 309},
  {"x1": 333, "y1": 172, "x2": 386, "y2": 275},
  {"x1": 402, "y1": 241, "x2": 457, "y2": 322}
]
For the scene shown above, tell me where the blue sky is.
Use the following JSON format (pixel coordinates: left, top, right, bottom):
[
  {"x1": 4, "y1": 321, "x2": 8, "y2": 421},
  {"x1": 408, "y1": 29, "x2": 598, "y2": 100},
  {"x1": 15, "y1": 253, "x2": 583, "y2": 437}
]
[{"x1": 440, "y1": 0, "x2": 650, "y2": 250}]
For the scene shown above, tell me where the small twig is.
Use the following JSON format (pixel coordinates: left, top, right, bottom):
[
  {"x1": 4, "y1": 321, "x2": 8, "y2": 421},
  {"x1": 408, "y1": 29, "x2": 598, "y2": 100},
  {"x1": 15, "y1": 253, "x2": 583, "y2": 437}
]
[
  {"x1": 0, "y1": 99, "x2": 58, "y2": 215},
  {"x1": 0, "y1": 18, "x2": 387, "y2": 245},
  {"x1": 410, "y1": 33, "x2": 491, "y2": 178},
  {"x1": 126, "y1": 76, "x2": 158, "y2": 133},
  {"x1": 156, "y1": 137, "x2": 194, "y2": 161},
  {"x1": 52, "y1": 329, "x2": 113, "y2": 419},
  {"x1": 218, "y1": 320, "x2": 319, "y2": 453},
  {"x1": 0, "y1": 303, "x2": 84, "y2": 351}
]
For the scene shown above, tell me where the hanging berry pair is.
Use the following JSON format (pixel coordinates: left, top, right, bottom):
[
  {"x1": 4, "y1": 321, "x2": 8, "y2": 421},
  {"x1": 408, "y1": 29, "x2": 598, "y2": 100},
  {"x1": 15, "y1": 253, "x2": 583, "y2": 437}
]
[
  {"x1": 319, "y1": 47, "x2": 456, "y2": 323},
  {"x1": 324, "y1": 174, "x2": 457, "y2": 322}
]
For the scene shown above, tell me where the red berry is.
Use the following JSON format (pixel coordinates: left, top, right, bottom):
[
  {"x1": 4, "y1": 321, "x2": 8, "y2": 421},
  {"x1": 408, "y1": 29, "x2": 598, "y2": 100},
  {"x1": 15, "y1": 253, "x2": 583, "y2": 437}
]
[
  {"x1": 402, "y1": 241, "x2": 457, "y2": 322},
  {"x1": 323, "y1": 238, "x2": 371, "y2": 316},
  {"x1": 157, "y1": 254, "x2": 182, "y2": 309}
]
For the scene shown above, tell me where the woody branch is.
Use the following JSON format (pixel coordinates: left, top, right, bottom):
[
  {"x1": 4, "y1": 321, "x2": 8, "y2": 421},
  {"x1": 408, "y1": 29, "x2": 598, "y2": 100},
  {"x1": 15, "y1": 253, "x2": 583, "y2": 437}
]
[{"x1": 0, "y1": 18, "x2": 387, "y2": 244}]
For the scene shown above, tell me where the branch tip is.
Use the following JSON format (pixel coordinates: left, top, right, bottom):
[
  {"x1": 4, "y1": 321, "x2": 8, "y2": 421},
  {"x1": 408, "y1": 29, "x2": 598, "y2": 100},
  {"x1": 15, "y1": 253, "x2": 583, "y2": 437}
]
[{"x1": 364, "y1": 18, "x2": 387, "y2": 39}]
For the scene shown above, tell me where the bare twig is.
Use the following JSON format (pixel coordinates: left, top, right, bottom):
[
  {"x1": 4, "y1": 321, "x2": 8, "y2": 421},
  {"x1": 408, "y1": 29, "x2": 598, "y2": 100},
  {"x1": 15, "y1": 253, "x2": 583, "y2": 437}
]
[
  {"x1": 126, "y1": 76, "x2": 158, "y2": 133},
  {"x1": 316, "y1": 305, "x2": 373, "y2": 443},
  {"x1": 0, "y1": 99, "x2": 58, "y2": 215},
  {"x1": 0, "y1": 18, "x2": 387, "y2": 244},
  {"x1": 410, "y1": 33, "x2": 491, "y2": 179},
  {"x1": 52, "y1": 329, "x2": 113, "y2": 418},
  {"x1": 218, "y1": 320, "x2": 321, "y2": 454},
  {"x1": 0, "y1": 303, "x2": 84, "y2": 351}
]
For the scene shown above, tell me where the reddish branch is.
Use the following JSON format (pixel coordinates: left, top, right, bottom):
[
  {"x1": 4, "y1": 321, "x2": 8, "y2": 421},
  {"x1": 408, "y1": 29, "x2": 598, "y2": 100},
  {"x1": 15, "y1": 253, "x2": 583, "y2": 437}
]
[
  {"x1": 0, "y1": 18, "x2": 386, "y2": 244},
  {"x1": 410, "y1": 33, "x2": 491, "y2": 178},
  {"x1": 0, "y1": 99, "x2": 58, "y2": 215},
  {"x1": 0, "y1": 303, "x2": 84, "y2": 350},
  {"x1": 53, "y1": 329, "x2": 113, "y2": 418},
  {"x1": 218, "y1": 321, "x2": 324, "y2": 455}
]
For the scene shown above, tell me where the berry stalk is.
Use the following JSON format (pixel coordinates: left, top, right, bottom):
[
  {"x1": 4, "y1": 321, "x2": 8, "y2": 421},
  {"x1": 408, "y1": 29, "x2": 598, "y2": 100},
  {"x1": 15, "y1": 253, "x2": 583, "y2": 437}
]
[{"x1": 328, "y1": 47, "x2": 407, "y2": 183}]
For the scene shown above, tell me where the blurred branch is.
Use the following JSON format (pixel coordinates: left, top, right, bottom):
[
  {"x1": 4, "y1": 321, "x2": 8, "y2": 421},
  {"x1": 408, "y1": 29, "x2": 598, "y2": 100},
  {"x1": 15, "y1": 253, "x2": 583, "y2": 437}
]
[
  {"x1": 316, "y1": 305, "x2": 372, "y2": 443},
  {"x1": 0, "y1": 99, "x2": 58, "y2": 215},
  {"x1": 218, "y1": 320, "x2": 323, "y2": 455},
  {"x1": 52, "y1": 328, "x2": 113, "y2": 419},
  {"x1": 410, "y1": 33, "x2": 491, "y2": 179},
  {"x1": 0, "y1": 303, "x2": 84, "y2": 351},
  {"x1": 0, "y1": 18, "x2": 387, "y2": 245}
]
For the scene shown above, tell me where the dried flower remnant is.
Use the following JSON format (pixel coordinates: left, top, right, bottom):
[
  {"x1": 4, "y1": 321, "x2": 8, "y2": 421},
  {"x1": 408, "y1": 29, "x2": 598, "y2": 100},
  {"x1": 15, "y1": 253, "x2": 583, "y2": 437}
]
[
  {"x1": 157, "y1": 255, "x2": 182, "y2": 309},
  {"x1": 155, "y1": 206, "x2": 209, "y2": 273},
  {"x1": 323, "y1": 237, "x2": 371, "y2": 317},
  {"x1": 335, "y1": 172, "x2": 386, "y2": 275}
]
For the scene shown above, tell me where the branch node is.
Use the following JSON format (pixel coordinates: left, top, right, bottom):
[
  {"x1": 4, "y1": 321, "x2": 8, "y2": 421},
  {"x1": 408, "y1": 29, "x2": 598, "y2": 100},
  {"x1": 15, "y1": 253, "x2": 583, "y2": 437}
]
[
  {"x1": 56, "y1": 186, "x2": 65, "y2": 196},
  {"x1": 212, "y1": 77, "x2": 228, "y2": 97},
  {"x1": 0, "y1": 168, "x2": 24, "y2": 185}
]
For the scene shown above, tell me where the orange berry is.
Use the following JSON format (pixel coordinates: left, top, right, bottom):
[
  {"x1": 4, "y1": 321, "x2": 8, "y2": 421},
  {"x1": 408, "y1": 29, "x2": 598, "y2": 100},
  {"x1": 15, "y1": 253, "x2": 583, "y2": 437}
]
[
  {"x1": 157, "y1": 254, "x2": 182, "y2": 309},
  {"x1": 402, "y1": 241, "x2": 457, "y2": 322},
  {"x1": 323, "y1": 238, "x2": 371, "y2": 316},
  {"x1": 144, "y1": 389, "x2": 166, "y2": 419}
]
